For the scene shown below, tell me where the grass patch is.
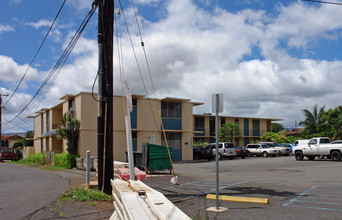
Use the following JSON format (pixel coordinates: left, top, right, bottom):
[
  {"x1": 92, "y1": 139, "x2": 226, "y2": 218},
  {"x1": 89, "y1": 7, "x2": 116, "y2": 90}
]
[
  {"x1": 8, "y1": 160, "x2": 43, "y2": 167},
  {"x1": 39, "y1": 165, "x2": 69, "y2": 171},
  {"x1": 50, "y1": 208, "x2": 67, "y2": 217},
  {"x1": 61, "y1": 186, "x2": 114, "y2": 202}
]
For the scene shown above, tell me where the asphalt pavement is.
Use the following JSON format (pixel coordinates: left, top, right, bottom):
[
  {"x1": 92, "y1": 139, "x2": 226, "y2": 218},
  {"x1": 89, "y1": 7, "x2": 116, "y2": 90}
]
[
  {"x1": 0, "y1": 163, "x2": 69, "y2": 220},
  {"x1": 2, "y1": 156, "x2": 342, "y2": 220},
  {"x1": 144, "y1": 156, "x2": 342, "y2": 220}
]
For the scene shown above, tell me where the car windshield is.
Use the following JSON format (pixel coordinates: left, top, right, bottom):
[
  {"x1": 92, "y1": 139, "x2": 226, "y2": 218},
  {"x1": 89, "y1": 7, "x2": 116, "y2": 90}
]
[
  {"x1": 261, "y1": 144, "x2": 270, "y2": 148},
  {"x1": 224, "y1": 143, "x2": 234, "y2": 148},
  {"x1": 273, "y1": 143, "x2": 281, "y2": 147},
  {"x1": 236, "y1": 146, "x2": 242, "y2": 149}
]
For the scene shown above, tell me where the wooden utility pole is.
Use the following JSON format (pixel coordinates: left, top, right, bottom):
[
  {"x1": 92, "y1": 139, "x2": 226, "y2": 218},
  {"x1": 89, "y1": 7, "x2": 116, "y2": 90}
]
[
  {"x1": 97, "y1": 0, "x2": 114, "y2": 194},
  {"x1": 0, "y1": 94, "x2": 9, "y2": 149}
]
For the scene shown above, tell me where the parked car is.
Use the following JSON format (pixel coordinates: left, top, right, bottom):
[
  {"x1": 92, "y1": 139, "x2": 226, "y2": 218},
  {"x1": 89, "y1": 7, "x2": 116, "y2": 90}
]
[
  {"x1": 246, "y1": 143, "x2": 279, "y2": 157},
  {"x1": 294, "y1": 137, "x2": 342, "y2": 161},
  {"x1": 259, "y1": 142, "x2": 291, "y2": 156},
  {"x1": 207, "y1": 142, "x2": 236, "y2": 160},
  {"x1": 0, "y1": 148, "x2": 18, "y2": 162},
  {"x1": 193, "y1": 146, "x2": 215, "y2": 161},
  {"x1": 235, "y1": 146, "x2": 250, "y2": 159},
  {"x1": 281, "y1": 143, "x2": 294, "y2": 154}
]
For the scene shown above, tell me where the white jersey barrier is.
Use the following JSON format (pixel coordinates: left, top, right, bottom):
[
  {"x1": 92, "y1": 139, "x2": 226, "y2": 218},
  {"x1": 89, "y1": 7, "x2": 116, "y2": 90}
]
[{"x1": 110, "y1": 178, "x2": 191, "y2": 220}]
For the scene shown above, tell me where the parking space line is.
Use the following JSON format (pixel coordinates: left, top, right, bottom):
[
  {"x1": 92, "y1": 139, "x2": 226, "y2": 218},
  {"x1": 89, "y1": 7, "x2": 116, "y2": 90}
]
[
  {"x1": 283, "y1": 185, "x2": 342, "y2": 212},
  {"x1": 160, "y1": 181, "x2": 247, "y2": 195}
]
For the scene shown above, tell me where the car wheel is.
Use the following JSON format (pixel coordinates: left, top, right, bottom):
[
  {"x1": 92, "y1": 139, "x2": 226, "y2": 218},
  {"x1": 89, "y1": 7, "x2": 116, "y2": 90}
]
[
  {"x1": 295, "y1": 151, "x2": 304, "y2": 161},
  {"x1": 262, "y1": 152, "x2": 268, "y2": 158},
  {"x1": 241, "y1": 156, "x2": 245, "y2": 159},
  {"x1": 330, "y1": 151, "x2": 341, "y2": 161},
  {"x1": 217, "y1": 154, "x2": 221, "y2": 160},
  {"x1": 229, "y1": 157, "x2": 234, "y2": 160},
  {"x1": 307, "y1": 156, "x2": 315, "y2": 160}
]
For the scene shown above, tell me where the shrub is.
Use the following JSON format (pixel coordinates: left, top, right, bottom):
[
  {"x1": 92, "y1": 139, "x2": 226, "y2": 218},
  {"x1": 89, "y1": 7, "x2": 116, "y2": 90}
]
[
  {"x1": 24, "y1": 153, "x2": 44, "y2": 165},
  {"x1": 54, "y1": 152, "x2": 79, "y2": 169}
]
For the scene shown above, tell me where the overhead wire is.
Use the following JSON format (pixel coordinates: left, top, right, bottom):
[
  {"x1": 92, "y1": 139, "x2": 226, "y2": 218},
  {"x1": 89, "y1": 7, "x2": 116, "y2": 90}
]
[
  {"x1": 3, "y1": 0, "x2": 67, "y2": 107},
  {"x1": 119, "y1": 0, "x2": 176, "y2": 177},
  {"x1": 2, "y1": 108, "x2": 33, "y2": 129},
  {"x1": 31, "y1": 7, "x2": 96, "y2": 113},
  {"x1": 5, "y1": 5, "x2": 97, "y2": 124},
  {"x1": 117, "y1": 0, "x2": 159, "y2": 130},
  {"x1": 302, "y1": 0, "x2": 342, "y2": 6}
]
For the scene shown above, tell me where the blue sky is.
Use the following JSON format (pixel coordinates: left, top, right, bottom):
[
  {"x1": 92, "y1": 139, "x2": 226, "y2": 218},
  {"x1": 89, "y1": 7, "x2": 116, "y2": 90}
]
[{"x1": 1, "y1": 0, "x2": 342, "y2": 132}]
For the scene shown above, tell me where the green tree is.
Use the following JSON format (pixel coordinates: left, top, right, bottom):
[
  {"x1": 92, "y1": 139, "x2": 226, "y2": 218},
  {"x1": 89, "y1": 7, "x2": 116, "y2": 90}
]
[
  {"x1": 219, "y1": 123, "x2": 240, "y2": 142},
  {"x1": 56, "y1": 113, "x2": 80, "y2": 155},
  {"x1": 299, "y1": 104, "x2": 325, "y2": 135},
  {"x1": 272, "y1": 123, "x2": 284, "y2": 133},
  {"x1": 320, "y1": 106, "x2": 342, "y2": 139},
  {"x1": 261, "y1": 132, "x2": 289, "y2": 143}
]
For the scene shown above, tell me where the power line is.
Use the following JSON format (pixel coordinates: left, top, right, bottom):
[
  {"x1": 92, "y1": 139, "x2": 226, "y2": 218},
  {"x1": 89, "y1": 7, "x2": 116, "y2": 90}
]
[
  {"x1": 302, "y1": 0, "x2": 342, "y2": 6},
  {"x1": 5, "y1": 5, "x2": 97, "y2": 124},
  {"x1": 3, "y1": 0, "x2": 67, "y2": 107}
]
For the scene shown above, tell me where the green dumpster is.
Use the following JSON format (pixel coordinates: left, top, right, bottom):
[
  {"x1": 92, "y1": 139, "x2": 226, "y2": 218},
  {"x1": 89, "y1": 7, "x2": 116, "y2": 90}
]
[{"x1": 142, "y1": 143, "x2": 172, "y2": 172}]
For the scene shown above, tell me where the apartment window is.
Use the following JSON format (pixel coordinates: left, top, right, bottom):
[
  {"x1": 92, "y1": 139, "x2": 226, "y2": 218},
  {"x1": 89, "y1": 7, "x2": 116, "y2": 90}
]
[
  {"x1": 194, "y1": 117, "x2": 204, "y2": 129},
  {"x1": 252, "y1": 119, "x2": 260, "y2": 136},
  {"x1": 209, "y1": 117, "x2": 215, "y2": 136},
  {"x1": 235, "y1": 118, "x2": 239, "y2": 124},
  {"x1": 46, "y1": 111, "x2": 50, "y2": 133},
  {"x1": 221, "y1": 118, "x2": 225, "y2": 127},
  {"x1": 68, "y1": 99, "x2": 75, "y2": 115},
  {"x1": 41, "y1": 115, "x2": 44, "y2": 135},
  {"x1": 161, "y1": 102, "x2": 181, "y2": 118},
  {"x1": 244, "y1": 118, "x2": 249, "y2": 136}
]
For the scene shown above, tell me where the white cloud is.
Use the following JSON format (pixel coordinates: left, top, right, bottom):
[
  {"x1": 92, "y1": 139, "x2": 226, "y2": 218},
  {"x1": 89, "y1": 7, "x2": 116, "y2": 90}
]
[
  {"x1": 0, "y1": 55, "x2": 39, "y2": 82},
  {"x1": 0, "y1": 24, "x2": 15, "y2": 34},
  {"x1": 25, "y1": 19, "x2": 52, "y2": 29},
  {"x1": 68, "y1": 0, "x2": 94, "y2": 10},
  {"x1": 5, "y1": 0, "x2": 342, "y2": 132}
]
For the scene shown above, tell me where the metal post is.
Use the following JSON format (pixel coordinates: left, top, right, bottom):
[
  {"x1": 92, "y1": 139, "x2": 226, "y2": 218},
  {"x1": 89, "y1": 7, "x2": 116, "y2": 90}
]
[
  {"x1": 215, "y1": 94, "x2": 219, "y2": 209},
  {"x1": 86, "y1": 150, "x2": 91, "y2": 189}
]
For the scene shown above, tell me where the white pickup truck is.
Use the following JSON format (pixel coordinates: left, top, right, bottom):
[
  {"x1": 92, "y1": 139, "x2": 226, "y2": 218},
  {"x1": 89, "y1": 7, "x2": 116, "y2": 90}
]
[{"x1": 294, "y1": 137, "x2": 342, "y2": 161}]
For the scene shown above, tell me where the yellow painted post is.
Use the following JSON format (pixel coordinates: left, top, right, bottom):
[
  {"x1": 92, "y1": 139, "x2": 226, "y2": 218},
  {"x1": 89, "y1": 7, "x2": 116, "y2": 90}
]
[{"x1": 206, "y1": 194, "x2": 269, "y2": 204}]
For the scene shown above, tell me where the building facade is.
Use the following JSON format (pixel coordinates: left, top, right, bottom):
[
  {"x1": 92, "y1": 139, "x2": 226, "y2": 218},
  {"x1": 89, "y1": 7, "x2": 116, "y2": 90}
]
[
  {"x1": 31, "y1": 92, "x2": 281, "y2": 161},
  {"x1": 193, "y1": 114, "x2": 281, "y2": 147},
  {"x1": 31, "y1": 92, "x2": 202, "y2": 161}
]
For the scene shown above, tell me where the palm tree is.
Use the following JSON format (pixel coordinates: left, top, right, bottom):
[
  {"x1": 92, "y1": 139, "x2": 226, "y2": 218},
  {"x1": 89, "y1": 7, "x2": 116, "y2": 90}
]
[
  {"x1": 56, "y1": 113, "x2": 80, "y2": 155},
  {"x1": 299, "y1": 104, "x2": 325, "y2": 134}
]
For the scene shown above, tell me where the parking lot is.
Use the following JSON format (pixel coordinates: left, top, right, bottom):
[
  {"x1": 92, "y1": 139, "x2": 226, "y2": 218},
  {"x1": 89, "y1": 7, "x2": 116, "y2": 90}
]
[{"x1": 143, "y1": 156, "x2": 342, "y2": 219}]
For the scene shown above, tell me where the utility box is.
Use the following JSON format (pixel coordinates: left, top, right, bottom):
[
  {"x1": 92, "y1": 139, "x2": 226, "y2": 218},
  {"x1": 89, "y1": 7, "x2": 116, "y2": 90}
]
[{"x1": 142, "y1": 143, "x2": 173, "y2": 173}]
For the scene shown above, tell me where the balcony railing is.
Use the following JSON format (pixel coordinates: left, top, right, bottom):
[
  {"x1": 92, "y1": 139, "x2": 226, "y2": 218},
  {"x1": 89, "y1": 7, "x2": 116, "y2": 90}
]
[{"x1": 194, "y1": 128, "x2": 270, "y2": 137}]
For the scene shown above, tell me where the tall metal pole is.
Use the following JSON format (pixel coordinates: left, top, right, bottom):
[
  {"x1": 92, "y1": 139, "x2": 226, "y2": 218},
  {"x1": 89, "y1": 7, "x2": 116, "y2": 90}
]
[{"x1": 215, "y1": 94, "x2": 219, "y2": 209}]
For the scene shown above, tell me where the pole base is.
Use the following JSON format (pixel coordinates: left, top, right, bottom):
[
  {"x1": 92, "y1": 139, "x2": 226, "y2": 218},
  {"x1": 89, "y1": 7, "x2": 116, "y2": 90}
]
[{"x1": 206, "y1": 206, "x2": 228, "y2": 213}]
